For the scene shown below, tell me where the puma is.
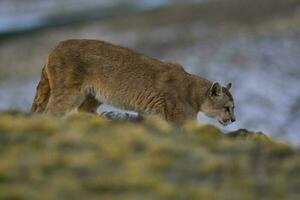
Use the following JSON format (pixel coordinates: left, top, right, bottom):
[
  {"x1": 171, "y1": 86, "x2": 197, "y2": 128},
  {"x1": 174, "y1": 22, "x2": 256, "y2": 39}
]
[{"x1": 31, "y1": 39, "x2": 235, "y2": 126}]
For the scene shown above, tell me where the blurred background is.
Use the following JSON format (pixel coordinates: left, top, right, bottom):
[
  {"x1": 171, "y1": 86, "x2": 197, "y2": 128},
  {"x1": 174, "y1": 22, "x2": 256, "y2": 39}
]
[{"x1": 0, "y1": 0, "x2": 299, "y2": 145}]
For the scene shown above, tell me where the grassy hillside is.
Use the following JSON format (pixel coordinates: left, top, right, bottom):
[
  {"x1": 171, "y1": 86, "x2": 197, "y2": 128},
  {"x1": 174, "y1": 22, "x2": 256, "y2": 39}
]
[{"x1": 0, "y1": 113, "x2": 299, "y2": 199}]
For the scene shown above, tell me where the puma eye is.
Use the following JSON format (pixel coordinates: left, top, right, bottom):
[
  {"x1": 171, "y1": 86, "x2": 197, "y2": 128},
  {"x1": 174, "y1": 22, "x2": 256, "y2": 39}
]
[{"x1": 224, "y1": 107, "x2": 230, "y2": 112}]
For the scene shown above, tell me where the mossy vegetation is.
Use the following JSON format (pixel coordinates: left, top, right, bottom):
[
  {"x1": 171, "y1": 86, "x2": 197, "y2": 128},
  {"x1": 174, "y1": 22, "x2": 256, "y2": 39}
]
[{"x1": 0, "y1": 113, "x2": 299, "y2": 200}]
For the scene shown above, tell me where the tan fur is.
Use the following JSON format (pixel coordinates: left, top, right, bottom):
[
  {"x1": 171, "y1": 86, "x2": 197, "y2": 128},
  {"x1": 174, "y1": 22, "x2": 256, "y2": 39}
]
[{"x1": 31, "y1": 39, "x2": 235, "y2": 126}]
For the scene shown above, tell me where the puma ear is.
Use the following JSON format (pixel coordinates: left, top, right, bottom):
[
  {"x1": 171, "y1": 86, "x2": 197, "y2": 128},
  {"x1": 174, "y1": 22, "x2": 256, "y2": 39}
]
[
  {"x1": 209, "y1": 82, "x2": 222, "y2": 96},
  {"x1": 226, "y1": 82, "x2": 232, "y2": 90}
]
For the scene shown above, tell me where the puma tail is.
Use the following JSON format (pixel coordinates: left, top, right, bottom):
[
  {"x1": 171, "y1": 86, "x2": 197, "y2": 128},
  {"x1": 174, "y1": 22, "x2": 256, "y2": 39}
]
[{"x1": 31, "y1": 64, "x2": 50, "y2": 113}]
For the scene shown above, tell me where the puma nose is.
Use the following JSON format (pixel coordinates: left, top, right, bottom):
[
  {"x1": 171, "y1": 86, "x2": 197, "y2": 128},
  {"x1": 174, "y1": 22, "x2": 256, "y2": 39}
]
[{"x1": 231, "y1": 117, "x2": 236, "y2": 122}]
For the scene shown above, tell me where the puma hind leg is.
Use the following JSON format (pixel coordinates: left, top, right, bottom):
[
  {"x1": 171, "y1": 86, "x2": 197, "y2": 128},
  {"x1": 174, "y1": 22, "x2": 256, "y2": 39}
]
[
  {"x1": 44, "y1": 88, "x2": 85, "y2": 116},
  {"x1": 78, "y1": 94, "x2": 102, "y2": 114}
]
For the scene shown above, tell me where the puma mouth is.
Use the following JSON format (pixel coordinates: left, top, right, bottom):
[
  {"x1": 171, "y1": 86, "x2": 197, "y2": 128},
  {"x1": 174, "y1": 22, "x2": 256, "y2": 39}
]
[{"x1": 218, "y1": 120, "x2": 229, "y2": 126}]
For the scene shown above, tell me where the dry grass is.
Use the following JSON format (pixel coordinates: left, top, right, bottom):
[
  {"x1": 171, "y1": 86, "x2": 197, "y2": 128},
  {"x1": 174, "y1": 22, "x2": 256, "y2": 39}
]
[{"x1": 0, "y1": 113, "x2": 299, "y2": 199}]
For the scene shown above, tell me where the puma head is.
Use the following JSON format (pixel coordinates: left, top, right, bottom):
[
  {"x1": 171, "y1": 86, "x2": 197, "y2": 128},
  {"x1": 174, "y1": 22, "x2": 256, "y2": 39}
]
[{"x1": 201, "y1": 82, "x2": 236, "y2": 126}]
